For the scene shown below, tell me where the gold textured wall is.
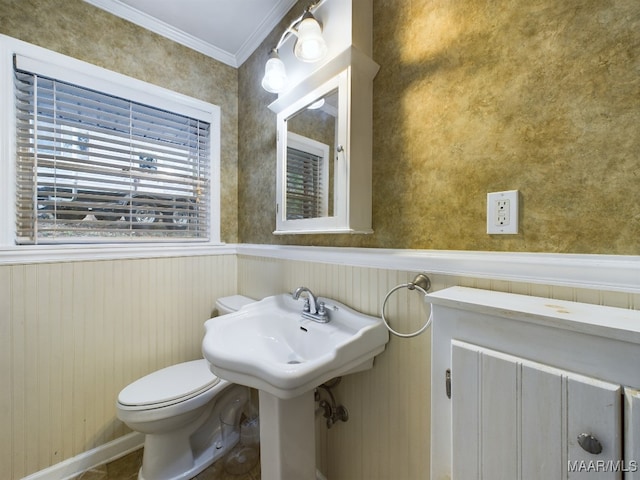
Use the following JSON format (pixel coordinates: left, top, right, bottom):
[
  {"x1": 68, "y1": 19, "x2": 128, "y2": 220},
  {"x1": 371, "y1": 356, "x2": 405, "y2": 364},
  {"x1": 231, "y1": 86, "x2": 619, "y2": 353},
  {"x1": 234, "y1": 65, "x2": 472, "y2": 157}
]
[
  {"x1": 238, "y1": 0, "x2": 640, "y2": 254},
  {"x1": 0, "y1": 0, "x2": 240, "y2": 243}
]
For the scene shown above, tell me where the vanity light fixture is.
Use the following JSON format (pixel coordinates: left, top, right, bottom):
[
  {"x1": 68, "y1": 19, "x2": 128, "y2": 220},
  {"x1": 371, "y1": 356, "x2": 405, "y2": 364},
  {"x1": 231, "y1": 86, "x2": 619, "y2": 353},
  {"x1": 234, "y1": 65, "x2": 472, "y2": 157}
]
[
  {"x1": 261, "y1": 1, "x2": 328, "y2": 94},
  {"x1": 293, "y1": 10, "x2": 328, "y2": 63},
  {"x1": 261, "y1": 49, "x2": 288, "y2": 93}
]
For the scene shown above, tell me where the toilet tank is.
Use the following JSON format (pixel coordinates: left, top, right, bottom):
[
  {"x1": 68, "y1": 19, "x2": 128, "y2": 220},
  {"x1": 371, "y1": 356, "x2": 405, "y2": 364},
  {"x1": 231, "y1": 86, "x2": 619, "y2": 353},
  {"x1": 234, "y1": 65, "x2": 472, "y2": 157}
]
[{"x1": 215, "y1": 294, "x2": 255, "y2": 315}]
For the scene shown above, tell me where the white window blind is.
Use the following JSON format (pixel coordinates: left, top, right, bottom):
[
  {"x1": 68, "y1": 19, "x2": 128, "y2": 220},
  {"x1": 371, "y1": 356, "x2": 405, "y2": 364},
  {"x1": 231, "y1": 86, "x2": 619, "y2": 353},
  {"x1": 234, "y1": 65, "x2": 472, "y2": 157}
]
[
  {"x1": 285, "y1": 132, "x2": 330, "y2": 222},
  {"x1": 286, "y1": 146, "x2": 325, "y2": 220},
  {"x1": 14, "y1": 61, "x2": 211, "y2": 244}
]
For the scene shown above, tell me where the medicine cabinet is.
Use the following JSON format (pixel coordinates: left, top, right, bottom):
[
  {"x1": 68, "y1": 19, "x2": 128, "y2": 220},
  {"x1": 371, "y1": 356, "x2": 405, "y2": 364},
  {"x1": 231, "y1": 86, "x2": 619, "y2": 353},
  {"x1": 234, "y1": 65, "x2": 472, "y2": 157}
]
[{"x1": 269, "y1": 47, "x2": 379, "y2": 234}]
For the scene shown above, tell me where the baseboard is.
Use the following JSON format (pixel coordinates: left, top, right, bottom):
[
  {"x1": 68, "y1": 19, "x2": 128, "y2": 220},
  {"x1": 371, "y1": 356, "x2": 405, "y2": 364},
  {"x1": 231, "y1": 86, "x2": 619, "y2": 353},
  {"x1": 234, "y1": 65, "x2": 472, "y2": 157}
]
[
  {"x1": 19, "y1": 429, "x2": 330, "y2": 480},
  {"x1": 21, "y1": 432, "x2": 144, "y2": 480}
]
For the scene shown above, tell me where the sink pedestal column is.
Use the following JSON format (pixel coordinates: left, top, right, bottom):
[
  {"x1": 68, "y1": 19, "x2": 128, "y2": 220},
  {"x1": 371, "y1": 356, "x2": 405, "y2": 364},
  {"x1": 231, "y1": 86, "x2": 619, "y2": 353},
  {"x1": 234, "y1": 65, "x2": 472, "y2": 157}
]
[{"x1": 258, "y1": 390, "x2": 316, "y2": 480}]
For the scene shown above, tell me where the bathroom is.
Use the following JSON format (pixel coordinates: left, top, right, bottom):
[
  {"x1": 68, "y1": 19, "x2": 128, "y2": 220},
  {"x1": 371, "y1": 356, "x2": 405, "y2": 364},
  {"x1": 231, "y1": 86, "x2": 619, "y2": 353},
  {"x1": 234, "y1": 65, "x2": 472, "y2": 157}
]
[{"x1": 0, "y1": 0, "x2": 638, "y2": 479}]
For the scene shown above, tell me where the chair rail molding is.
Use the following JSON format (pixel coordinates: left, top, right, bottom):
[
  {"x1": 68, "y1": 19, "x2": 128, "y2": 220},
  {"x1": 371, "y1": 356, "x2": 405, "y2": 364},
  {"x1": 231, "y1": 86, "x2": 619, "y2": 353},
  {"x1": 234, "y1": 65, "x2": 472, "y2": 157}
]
[
  {"x1": 2, "y1": 242, "x2": 637, "y2": 294},
  {"x1": 236, "y1": 244, "x2": 640, "y2": 294}
]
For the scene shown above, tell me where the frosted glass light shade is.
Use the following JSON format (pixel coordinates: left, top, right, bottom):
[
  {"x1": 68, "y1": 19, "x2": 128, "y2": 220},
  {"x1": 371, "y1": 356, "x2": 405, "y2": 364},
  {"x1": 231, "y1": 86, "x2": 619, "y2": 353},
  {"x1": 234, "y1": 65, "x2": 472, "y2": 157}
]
[
  {"x1": 294, "y1": 17, "x2": 327, "y2": 63},
  {"x1": 261, "y1": 55, "x2": 287, "y2": 93}
]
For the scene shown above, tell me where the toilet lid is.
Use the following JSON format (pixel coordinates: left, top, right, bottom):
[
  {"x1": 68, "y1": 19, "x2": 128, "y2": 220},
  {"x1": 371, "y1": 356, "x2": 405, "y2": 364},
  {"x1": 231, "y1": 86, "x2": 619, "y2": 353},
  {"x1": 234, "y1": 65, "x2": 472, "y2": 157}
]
[{"x1": 118, "y1": 359, "x2": 220, "y2": 407}]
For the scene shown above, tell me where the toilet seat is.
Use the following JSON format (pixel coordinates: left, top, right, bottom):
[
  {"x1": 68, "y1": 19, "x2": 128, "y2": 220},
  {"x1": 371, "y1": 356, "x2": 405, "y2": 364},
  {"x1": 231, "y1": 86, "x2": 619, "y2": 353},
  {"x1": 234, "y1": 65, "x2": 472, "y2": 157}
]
[{"x1": 118, "y1": 359, "x2": 219, "y2": 410}]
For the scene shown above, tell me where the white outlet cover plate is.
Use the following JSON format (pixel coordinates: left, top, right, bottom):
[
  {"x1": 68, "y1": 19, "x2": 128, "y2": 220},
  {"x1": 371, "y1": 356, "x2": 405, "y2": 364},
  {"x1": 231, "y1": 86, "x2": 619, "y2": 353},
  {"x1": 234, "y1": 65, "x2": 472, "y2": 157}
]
[{"x1": 487, "y1": 190, "x2": 519, "y2": 234}]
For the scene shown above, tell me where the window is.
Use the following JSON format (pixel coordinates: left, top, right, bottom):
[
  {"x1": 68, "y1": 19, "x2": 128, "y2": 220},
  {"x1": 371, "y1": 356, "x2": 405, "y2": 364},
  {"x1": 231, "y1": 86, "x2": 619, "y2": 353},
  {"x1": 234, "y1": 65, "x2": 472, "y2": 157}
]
[
  {"x1": 285, "y1": 132, "x2": 330, "y2": 220},
  {"x1": 1, "y1": 36, "x2": 221, "y2": 249}
]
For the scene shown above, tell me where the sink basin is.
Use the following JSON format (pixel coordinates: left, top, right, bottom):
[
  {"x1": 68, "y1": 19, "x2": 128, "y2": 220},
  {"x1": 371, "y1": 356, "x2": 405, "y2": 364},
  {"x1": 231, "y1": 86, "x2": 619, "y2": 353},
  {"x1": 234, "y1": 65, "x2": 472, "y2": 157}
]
[{"x1": 202, "y1": 293, "x2": 389, "y2": 399}]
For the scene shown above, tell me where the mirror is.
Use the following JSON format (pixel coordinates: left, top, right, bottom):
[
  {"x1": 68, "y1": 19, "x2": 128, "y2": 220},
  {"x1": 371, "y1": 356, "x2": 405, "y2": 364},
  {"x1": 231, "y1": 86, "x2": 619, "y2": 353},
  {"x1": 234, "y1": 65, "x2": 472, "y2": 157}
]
[{"x1": 285, "y1": 88, "x2": 338, "y2": 220}]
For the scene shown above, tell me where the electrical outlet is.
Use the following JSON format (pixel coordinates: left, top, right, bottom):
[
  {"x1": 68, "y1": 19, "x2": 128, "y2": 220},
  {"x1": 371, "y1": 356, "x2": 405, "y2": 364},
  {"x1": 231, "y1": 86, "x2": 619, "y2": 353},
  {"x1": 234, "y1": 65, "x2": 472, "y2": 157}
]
[
  {"x1": 496, "y1": 199, "x2": 510, "y2": 226},
  {"x1": 487, "y1": 190, "x2": 518, "y2": 234}
]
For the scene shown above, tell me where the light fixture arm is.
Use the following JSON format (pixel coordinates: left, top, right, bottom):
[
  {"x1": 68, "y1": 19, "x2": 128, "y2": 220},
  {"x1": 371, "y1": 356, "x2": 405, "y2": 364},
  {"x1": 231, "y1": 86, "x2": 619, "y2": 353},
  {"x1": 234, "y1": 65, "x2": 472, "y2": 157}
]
[{"x1": 273, "y1": 27, "x2": 297, "y2": 53}]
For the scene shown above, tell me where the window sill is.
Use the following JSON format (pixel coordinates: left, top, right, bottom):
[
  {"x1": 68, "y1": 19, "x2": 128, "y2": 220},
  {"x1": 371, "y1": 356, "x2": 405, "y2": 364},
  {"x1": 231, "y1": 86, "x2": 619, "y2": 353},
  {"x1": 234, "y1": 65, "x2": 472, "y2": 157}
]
[{"x1": 0, "y1": 242, "x2": 235, "y2": 265}]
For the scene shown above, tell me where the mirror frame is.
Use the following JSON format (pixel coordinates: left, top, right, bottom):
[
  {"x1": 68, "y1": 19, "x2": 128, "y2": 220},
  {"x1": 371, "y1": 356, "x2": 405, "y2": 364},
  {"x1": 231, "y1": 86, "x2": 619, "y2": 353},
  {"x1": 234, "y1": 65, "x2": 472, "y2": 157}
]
[{"x1": 274, "y1": 70, "x2": 350, "y2": 234}]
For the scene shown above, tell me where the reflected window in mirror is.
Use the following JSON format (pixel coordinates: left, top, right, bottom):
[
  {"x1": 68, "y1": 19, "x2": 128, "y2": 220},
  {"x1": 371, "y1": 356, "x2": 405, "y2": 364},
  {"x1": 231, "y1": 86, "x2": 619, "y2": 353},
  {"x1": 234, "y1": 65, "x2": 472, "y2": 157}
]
[
  {"x1": 286, "y1": 133, "x2": 330, "y2": 219},
  {"x1": 285, "y1": 88, "x2": 338, "y2": 220}
]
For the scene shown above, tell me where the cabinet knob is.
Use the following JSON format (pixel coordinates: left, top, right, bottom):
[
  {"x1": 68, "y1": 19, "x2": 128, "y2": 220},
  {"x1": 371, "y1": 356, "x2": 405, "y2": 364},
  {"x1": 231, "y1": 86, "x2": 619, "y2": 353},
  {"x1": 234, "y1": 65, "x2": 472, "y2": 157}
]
[{"x1": 577, "y1": 433, "x2": 603, "y2": 455}]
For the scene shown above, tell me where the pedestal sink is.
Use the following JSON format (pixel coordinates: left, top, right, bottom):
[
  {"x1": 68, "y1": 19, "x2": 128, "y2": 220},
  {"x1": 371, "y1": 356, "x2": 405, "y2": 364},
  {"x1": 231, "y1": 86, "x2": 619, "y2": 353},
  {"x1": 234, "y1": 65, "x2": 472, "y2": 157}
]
[{"x1": 202, "y1": 293, "x2": 389, "y2": 480}]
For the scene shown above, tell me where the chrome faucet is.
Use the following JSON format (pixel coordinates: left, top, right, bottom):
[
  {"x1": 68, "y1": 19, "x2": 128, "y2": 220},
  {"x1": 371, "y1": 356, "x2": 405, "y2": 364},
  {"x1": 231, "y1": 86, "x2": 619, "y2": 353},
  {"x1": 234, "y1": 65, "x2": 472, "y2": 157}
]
[{"x1": 292, "y1": 286, "x2": 329, "y2": 323}]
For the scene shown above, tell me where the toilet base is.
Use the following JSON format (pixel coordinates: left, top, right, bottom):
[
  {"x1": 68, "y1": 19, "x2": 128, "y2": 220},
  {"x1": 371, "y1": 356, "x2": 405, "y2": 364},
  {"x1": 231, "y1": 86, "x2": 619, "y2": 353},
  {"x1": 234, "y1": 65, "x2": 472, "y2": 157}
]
[
  {"x1": 138, "y1": 430, "x2": 231, "y2": 480},
  {"x1": 132, "y1": 384, "x2": 250, "y2": 480}
]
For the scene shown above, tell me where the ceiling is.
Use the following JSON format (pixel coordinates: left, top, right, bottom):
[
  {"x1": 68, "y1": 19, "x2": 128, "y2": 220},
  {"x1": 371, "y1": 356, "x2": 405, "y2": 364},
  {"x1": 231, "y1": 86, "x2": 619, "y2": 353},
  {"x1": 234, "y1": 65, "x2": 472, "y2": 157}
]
[{"x1": 84, "y1": 0, "x2": 298, "y2": 68}]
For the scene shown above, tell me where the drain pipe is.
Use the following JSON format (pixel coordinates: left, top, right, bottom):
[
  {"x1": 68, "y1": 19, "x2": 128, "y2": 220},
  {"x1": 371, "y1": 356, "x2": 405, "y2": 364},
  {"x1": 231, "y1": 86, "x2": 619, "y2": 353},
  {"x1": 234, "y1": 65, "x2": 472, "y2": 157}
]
[
  {"x1": 315, "y1": 377, "x2": 348, "y2": 428},
  {"x1": 313, "y1": 377, "x2": 347, "y2": 479}
]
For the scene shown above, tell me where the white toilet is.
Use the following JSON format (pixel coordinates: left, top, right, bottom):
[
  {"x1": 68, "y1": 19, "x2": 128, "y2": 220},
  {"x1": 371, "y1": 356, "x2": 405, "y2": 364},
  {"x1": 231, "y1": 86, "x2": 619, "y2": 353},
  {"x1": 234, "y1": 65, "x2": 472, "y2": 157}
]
[{"x1": 116, "y1": 295, "x2": 255, "y2": 480}]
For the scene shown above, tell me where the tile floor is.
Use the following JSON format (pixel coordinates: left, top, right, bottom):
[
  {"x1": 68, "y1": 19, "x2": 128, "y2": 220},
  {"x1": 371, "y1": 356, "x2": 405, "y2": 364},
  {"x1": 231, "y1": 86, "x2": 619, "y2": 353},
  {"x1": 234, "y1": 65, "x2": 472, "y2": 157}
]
[{"x1": 74, "y1": 448, "x2": 261, "y2": 480}]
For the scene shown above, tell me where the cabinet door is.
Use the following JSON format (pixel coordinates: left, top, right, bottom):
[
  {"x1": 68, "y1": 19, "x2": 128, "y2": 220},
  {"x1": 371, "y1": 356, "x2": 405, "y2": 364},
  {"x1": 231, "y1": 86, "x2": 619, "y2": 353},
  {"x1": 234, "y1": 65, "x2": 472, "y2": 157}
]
[
  {"x1": 626, "y1": 388, "x2": 640, "y2": 480},
  {"x1": 451, "y1": 340, "x2": 622, "y2": 480}
]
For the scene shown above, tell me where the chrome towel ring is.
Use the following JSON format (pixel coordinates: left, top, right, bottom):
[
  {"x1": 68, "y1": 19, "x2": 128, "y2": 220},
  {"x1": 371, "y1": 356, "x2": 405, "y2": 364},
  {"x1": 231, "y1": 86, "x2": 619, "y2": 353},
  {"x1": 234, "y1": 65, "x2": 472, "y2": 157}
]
[{"x1": 381, "y1": 273, "x2": 432, "y2": 338}]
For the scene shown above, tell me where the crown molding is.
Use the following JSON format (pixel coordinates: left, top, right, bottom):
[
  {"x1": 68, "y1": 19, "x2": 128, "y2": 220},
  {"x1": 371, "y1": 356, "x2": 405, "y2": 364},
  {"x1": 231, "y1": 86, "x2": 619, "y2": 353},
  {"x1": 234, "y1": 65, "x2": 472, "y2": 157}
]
[
  {"x1": 84, "y1": 0, "x2": 238, "y2": 66},
  {"x1": 84, "y1": 0, "x2": 297, "y2": 67},
  {"x1": 234, "y1": 0, "x2": 298, "y2": 66}
]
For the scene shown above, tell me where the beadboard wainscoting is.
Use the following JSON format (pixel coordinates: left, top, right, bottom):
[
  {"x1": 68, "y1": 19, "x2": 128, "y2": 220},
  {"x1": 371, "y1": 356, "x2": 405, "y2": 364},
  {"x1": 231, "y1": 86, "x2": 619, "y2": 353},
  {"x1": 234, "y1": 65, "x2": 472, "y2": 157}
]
[
  {"x1": 1, "y1": 254, "x2": 237, "y2": 480},
  {"x1": 2, "y1": 246, "x2": 638, "y2": 480}
]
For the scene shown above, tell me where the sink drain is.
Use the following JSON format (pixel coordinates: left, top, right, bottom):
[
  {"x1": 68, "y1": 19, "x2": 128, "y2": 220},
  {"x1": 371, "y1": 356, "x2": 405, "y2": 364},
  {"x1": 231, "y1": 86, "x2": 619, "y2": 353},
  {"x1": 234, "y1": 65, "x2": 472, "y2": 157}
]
[{"x1": 287, "y1": 360, "x2": 302, "y2": 364}]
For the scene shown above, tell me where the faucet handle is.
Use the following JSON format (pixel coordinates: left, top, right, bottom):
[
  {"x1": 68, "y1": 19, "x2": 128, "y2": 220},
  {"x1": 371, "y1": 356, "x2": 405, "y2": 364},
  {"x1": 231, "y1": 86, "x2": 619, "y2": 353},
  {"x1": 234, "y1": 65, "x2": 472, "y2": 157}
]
[
  {"x1": 317, "y1": 301, "x2": 327, "y2": 317},
  {"x1": 302, "y1": 297, "x2": 311, "y2": 313}
]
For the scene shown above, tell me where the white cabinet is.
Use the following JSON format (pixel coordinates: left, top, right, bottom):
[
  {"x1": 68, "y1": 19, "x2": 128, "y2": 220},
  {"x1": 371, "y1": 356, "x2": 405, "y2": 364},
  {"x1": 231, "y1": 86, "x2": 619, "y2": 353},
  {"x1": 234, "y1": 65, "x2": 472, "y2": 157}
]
[{"x1": 429, "y1": 287, "x2": 640, "y2": 480}]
